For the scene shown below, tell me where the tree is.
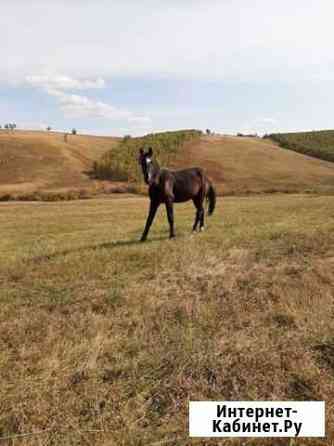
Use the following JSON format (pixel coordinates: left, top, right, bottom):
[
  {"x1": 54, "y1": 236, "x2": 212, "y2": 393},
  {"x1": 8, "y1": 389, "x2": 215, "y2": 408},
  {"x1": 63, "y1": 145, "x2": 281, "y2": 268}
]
[
  {"x1": 5, "y1": 123, "x2": 16, "y2": 131},
  {"x1": 47, "y1": 126, "x2": 52, "y2": 131},
  {"x1": 206, "y1": 129, "x2": 211, "y2": 136},
  {"x1": 71, "y1": 128, "x2": 77, "y2": 135}
]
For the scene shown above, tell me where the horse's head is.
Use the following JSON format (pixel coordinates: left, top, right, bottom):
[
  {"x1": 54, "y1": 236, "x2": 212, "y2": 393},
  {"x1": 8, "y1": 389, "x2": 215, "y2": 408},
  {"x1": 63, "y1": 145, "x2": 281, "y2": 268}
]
[{"x1": 138, "y1": 147, "x2": 155, "y2": 184}]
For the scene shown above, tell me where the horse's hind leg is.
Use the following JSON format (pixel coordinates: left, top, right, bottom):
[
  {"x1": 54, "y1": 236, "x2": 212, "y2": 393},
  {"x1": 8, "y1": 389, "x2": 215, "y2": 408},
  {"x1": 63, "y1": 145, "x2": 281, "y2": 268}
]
[
  {"x1": 193, "y1": 195, "x2": 205, "y2": 232},
  {"x1": 165, "y1": 199, "x2": 175, "y2": 239},
  {"x1": 198, "y1": 179, "x2": 206, "y2": 231},
  {"x1": 192, "y1": 198, "x2": 204, "y2": 232},
  {"x1": 192, "y1": 199, "x2": 199, "y2": 232},
  {"x1": 199, "y1": 206, "x2": 205, "y2": 231}
]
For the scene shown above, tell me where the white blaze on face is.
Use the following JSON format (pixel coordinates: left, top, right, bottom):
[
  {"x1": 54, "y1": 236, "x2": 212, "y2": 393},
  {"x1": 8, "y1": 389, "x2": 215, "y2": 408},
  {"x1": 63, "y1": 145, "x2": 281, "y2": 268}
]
[{"x1": 146, "y1": 158, "x2": 152, "y2": 181}]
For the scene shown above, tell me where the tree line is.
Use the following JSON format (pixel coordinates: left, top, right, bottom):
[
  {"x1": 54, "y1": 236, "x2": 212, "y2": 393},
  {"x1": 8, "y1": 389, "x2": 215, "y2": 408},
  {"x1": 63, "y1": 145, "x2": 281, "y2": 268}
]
[{"x1": 0, "y1": 123, "x2": 17, "y2": 130}]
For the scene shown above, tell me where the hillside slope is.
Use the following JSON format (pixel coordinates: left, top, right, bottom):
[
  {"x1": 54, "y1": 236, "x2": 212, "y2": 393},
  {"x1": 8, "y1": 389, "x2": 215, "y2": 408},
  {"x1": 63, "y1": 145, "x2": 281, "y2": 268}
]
[
  {"x1": 0, "y1": 130, "x2": 119, "y2": 195},
  {"x1": 171, "y1": 135, "x2": 334, "y2": 195},
  {"x1": 1, "y1": 131, "x2": 334, "y2": 198},
  {"x1": 267, "y1": 130, "x2": 334, "y2": 163}
]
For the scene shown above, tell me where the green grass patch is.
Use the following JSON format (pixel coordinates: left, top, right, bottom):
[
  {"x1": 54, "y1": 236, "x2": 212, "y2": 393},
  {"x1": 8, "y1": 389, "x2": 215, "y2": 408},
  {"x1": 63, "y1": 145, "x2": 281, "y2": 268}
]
[
  {"x1": 92, "y1": 129, "x2": 202, "y2": 182},
  {"x1": 266, "y1": 130, "x2": 334, "y2": 162}
]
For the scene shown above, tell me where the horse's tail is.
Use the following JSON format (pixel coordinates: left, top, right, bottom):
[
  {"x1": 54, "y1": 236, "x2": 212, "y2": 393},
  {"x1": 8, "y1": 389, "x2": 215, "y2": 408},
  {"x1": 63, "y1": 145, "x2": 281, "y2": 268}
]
[{"x1": 207, "y1": 182, "x2": 216, "y2": 216}]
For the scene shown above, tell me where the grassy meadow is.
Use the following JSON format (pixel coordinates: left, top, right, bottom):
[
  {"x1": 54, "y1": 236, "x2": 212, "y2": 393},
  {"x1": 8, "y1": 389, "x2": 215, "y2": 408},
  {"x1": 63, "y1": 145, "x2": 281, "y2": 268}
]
[{"x1": 1, "y1": 194, "x2": 334, "y2": 445}]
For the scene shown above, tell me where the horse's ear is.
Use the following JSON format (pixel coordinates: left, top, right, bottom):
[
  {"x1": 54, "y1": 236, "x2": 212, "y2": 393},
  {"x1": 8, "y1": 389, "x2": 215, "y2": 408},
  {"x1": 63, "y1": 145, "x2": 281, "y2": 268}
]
[{"x1": 148, "y1": 147, "x2": 153, "y2": 157}]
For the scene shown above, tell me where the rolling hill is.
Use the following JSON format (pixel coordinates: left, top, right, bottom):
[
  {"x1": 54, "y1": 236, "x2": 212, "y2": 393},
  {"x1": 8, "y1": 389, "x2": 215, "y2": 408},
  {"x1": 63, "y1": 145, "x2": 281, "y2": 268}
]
[
  {"x1": 1, "y1": 130, "x2": 334, "y2": 199},
  {"x1": 172, "y1": 135, "x2": 334, "y2": 195},
  {"x1": 0, "y1": 130, "x2": 120, "y2": 197}
]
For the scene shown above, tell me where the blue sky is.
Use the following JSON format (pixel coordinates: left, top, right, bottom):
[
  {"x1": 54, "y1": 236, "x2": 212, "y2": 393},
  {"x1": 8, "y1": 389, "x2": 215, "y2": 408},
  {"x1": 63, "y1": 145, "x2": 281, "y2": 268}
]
[{"x1": 2, "y1": 0, "x2": 334, "y2": 136}]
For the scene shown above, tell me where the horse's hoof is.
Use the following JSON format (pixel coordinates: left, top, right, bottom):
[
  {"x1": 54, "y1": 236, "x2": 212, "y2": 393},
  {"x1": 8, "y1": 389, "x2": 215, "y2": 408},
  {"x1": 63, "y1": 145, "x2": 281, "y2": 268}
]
[
  {"x1": 140, "y1": 237, "x2": 147, "y2": 242},
  {"x1": 200, "y1": 226, "x2": 205, "y2": 232}
]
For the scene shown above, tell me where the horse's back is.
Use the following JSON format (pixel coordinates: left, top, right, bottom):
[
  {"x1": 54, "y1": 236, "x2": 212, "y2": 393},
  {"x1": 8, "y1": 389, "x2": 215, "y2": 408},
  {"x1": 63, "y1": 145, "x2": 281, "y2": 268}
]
[{"x1": 173, "y1": 167, "x2": 204, "y2": 177}]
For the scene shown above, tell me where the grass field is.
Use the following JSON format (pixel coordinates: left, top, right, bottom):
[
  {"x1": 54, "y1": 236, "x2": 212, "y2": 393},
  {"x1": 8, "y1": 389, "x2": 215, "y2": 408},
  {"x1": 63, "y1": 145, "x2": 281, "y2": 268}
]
[
  {"x1": 1, "y1": 194, "x2": 334, "y2": 445},
  {"x1": 267, "y1": 130, "x2": 334, "y2": 163}
]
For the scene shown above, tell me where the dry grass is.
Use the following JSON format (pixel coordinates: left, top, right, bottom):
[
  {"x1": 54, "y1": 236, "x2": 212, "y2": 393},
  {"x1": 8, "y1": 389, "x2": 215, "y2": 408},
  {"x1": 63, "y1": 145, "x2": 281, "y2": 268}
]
[
  {"x1": 172, "y1": 135, "x2": 334, "y2": 195},
  {"x1": 1, "y1": 131, "x2": 334, "y2": 201},
  {"x1": 0, "y1": 194, "x2": 333, "y2": 445},
  {"x1": 0, "y1": 130, "x2": 119, "y2": 196}
]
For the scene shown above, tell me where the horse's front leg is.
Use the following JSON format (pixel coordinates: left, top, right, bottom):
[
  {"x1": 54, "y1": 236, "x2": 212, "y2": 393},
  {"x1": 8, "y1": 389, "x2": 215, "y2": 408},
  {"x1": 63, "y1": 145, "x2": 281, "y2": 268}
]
[
  {"x1": 141, "y1": 200, "x2": 159, "y2": 242},
  {"x1": 165, "y1": 200, "x2": 175, "y2": 239}
]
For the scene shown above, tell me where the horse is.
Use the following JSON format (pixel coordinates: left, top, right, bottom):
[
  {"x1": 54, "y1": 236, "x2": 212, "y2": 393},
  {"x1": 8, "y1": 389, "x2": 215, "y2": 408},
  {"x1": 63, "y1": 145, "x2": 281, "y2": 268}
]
[{"x1": 138, "y1": 147, "x2": 216, "y2": 241}]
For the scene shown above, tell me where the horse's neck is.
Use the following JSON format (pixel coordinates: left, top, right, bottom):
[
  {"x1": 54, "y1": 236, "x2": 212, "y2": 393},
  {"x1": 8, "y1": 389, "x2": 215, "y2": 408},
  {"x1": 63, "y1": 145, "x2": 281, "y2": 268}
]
[{"x1": 150, "y1": 161, "x2": 161, "y2": 185}]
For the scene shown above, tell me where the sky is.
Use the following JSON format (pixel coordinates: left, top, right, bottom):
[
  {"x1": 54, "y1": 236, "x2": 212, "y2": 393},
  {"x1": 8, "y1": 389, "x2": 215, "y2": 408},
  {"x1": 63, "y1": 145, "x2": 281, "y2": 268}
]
[{"x1": 1, "y1": 0, "x2": 334, "y2": 136}]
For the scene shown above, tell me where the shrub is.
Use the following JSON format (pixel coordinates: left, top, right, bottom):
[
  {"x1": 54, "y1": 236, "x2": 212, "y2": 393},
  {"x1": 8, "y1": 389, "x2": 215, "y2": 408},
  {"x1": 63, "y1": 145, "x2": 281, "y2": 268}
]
[
  {"x1": 268, "y1": 130, "x2": 334, "y2": 163},
  {"x1": 93, "y1": 129, "x2": 202, "y2": 182}
]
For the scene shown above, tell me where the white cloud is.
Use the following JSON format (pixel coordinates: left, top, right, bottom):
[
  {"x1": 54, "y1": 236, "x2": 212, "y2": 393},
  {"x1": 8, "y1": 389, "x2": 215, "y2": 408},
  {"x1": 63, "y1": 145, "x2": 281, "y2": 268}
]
[
  {"x1": 25, "y1": 73, "x2": 152, "y2": 125},
  {"x1": 25, "y1": 74, "x2": 105, "y2": 91},
  {"x1": 52, "y1": 91, "x2": 134, "y2": 120},
  {"x1": 2, "y1": 1, "x2": 334, "y2": 136},
  {"x1": 1, "y1": 1, "x2": 334, "y2": 83}
]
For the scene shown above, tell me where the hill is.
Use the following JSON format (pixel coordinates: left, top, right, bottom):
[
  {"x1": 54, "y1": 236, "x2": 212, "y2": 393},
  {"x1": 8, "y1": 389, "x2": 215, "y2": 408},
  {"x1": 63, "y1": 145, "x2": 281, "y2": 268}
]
[
  {"x1": 93, "y1": 133, "x2": 334, "y2": 195},
  {"x1": 267, "y1": 130, "x2": 334, "y2": 163},
  {"x1": 93, "y1": 129, "x2": 202, "y2": 182},
  {"x1": 172, "y1": 135, "x2": 334, "y2": 195},
  {"x1": 1, "y1": 130, "x2": 334, "y2": 199},
  {"x1": 0, "y1": 130, "x2": 119, "y2": 198}
]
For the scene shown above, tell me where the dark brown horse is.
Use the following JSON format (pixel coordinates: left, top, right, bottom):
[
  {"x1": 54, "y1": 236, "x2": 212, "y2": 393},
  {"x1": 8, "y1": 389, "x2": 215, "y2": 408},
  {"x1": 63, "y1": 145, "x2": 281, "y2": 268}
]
[{"x1": 138, "y1": 147, "x2": 216, "y2": 241}]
